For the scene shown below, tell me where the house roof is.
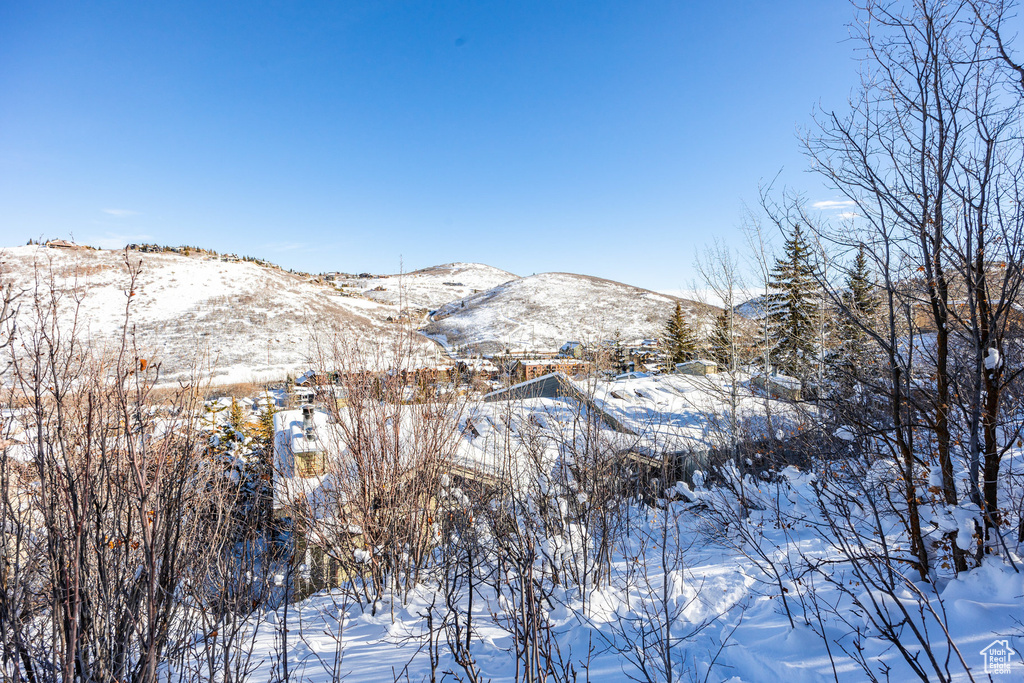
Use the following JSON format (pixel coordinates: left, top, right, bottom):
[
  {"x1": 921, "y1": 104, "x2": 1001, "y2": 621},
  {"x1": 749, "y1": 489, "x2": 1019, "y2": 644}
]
[
  {"x1": 482, "y1": 372, "x2": 571, "y2": 402},
  {"x1": 677, "y1": 359, "x2": 717, "y2": 368}
]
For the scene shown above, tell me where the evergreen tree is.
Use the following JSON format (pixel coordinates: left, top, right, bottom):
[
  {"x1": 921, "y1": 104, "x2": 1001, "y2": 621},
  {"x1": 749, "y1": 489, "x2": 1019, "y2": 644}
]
[
  {"x1": 255, "y1": 401, "x2": 277, "y2": 443},
  {"x1": 603, "y1": 331, "x2": 629, "y2": 374},
  {"x1": 228, "y1": 397, "x2": 247, "y2": 433},
  {"x1": 708, "y1": 309, "x2": 733, "y2": 369},
  {"x1": 767, "y1": 224, "x2": 819, "y2": 379},
  {"x1": 847, "y1": 244, "x2": 878, "y2": 320},
  {"x1": 612, "y1": 341, "x2": 628, "y2": 374},
  {"x1": 663, "y1": 302, "x2": 698, "y2": 367},
  {"x1": 830, "y1": 243, "x2": 880, "y2": 387}
]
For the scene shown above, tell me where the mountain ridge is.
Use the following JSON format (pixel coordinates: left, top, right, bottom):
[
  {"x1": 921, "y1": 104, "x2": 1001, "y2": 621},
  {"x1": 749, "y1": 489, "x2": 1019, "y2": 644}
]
[
  {"x1": 1, "y1": 245, "x2": 713, "y2": 381},
  {"x1": 422, "y1": 271, "x2": 715, "y2": 355}
]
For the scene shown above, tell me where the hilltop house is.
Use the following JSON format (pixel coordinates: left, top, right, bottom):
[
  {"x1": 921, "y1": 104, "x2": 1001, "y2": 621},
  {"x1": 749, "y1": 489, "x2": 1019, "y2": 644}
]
[{"x1": 45, "y1": 239, "x2": 81, "y2": 249}]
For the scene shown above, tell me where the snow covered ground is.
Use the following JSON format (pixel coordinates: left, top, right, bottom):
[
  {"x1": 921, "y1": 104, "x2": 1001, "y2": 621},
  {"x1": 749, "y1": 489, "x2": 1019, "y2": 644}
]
[
  {"x1": 336, "y1": 262, "x2": 518, "y2": 312},
  {"x1": 0, "y1": 247, "x2": 716, "y2": 384},
  {"x1": 233, "y1": 458, "x2": 1024, "y2": 682},
  {"x1": 249, "y1": 372, "x2": 1024, "y2": 681},
  {"x1": 5, "y1": 247, "x2": 1021, "y2": 682}
]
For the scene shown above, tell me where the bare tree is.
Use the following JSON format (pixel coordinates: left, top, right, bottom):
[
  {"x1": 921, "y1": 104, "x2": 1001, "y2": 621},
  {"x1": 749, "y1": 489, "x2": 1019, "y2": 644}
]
[
  {"x1": 791, "y1": 0, "x2": 1024, "y2": 575},
  {"x1": 0, "y1": 252, "x2": 255, "y2": 682},
  {"x1": 293, "y1": 322, "x2": 466, "y2": 615}
]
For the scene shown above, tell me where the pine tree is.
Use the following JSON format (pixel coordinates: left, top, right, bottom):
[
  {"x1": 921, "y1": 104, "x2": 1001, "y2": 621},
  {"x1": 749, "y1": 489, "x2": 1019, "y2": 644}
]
[
  {"x1": 612, "y1": 341, "x2": 627, "y2": 374},
  {"x1": 663, "y1": 302, "x2": 698, "y2": 368},
  {"x1": 847, "y1": 244, "x2": 878, "y2": 320},
  {"x1": 601, "y1": 331, "x2": 629, "y2": 374},
  {"x1": 832, "y1": 243, "x2": 880, "y2": 382},
  {"x1": 228, "y1": 397, "x2": 247, "y2": 433},
  {"x1": 767, "y1": 224, "x2": 819, "y2": 379},
  {"x1": 708, "y1": 310, "x2": 732, "y2": 369},
  {"x1": 254, "y1": 401, "x2": 277, "y2": 443}
]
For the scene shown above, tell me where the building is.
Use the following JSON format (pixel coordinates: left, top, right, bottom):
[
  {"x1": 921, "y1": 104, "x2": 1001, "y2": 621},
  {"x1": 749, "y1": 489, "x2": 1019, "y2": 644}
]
[
  {"x1": 676, "y1": 359, "x2": 717, "y2": 376},
  {"x1": 45, "y1": 239, "x2": 81, "y2": 249},
  {"x1": 394, "y1": 366, "x2": 453, "y2": 386},
  {"x1": 559, "y1": 341, "x2": 585, "y2": 359},
  {"x1": 272, "y1": 405, "x2": 336, "y2": 521},
  {"x1": 508, "y1": 359, "x2": 593, "y2": 382},
  {"x1": 752, "y1": 373, "x2": 802, "y2": 401}
]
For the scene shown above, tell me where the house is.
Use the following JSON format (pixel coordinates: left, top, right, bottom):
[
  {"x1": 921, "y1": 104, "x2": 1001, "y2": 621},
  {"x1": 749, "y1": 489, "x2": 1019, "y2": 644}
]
[
  {"x1": 127, "y1": 243, "x2": 162, "y2": 253},
  {"x1": 676, "y1": 359, "x2": 717, "y2": 376},
  {"x1": 559, "y1": 341, "x2": 585, "y2": 359},
  {"x1": 45, "y1": 239, "x2": 81, "y2": 249},
  {"x1": 483, "y1": 372, "x2": 570, "y2": 402},
  {"x1": 456, "y1": 359, "x2": 499, "y2": 381},
  {"x1": 752, "y1": 373, "x2": 802, "y2": 401},
  {"x1": 274, "y1": 404, "x2": 329, "y2": 484},
  {"x1": 273, "y1": 406, "x2": 333, "y2": 517},
  {"x1": 294, "y1": 369, "x2": 320, "y2": 387},
  {"x1": 393, "y1": 366, "x2": 453, "y2": 387},
  {"x1": 292, "y1": 386, "x2": 315, "y2": 405},
  {"x1": 481, "y1": 372, "x2": 636, "y2": 435},
  {"x1": 508, "y1": 359, "x2": 593, "y2": 382},
  {"x1": 630, "y1": 348, "x2": 658, "y2": 369}
]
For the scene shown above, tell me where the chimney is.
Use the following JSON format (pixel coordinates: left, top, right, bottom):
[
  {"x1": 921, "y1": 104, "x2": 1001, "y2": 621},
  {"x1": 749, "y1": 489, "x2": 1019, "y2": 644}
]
[{"x1": 301, "y1": 404, "x2": 316, "y2": 439}]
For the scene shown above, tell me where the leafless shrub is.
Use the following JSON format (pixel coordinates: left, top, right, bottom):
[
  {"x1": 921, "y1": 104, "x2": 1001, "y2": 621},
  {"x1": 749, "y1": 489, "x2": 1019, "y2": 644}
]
[
  {"x1": 0, "y1": 255, "x2": 272, "y2": 682},
  {"x1": 292, "y1": 324, "x2": 466, "y2": 613}
]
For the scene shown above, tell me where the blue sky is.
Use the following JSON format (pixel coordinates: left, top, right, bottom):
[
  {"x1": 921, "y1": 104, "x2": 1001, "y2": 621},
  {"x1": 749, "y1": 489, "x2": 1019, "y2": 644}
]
[{"x1": 1, "y1": 1, "x2": 859, "y2": 290}]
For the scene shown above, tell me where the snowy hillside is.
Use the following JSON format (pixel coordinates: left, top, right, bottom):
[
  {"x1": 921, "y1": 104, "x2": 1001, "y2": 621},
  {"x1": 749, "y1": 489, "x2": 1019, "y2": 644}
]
[
  {"x1": 0, "y1": 246, "x2": 443, "y2": 384},
  {"x1": 337, "y1": 262, "x2": 517, "y2": 311},
  {"x1": 0, "y1": 247, "x2": 717, "y2": 381},
  {"x1": 736, "y1": 294, "x2": 767, "y2": 319},
  {"x1": 422, "y1": 272, "x2": 715, "y2": 354}
]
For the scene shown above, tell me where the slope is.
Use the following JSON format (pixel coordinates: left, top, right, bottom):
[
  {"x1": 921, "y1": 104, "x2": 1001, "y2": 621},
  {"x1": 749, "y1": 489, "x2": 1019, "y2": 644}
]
[
  {"x1": 337, "y1": 262, "x2": 517, "y2": 312},
  {"x1": 0, "y1": 246, "x2": 444, "y2": 385},
  {"x1": 421, "y1": 271, "x2": 714, "y2": 354}
]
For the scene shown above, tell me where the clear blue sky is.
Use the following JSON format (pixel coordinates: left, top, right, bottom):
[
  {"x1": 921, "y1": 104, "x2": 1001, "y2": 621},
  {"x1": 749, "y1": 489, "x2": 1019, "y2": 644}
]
[{"x1": 1, "y1": 1, "x2": 859, "y2": 290}]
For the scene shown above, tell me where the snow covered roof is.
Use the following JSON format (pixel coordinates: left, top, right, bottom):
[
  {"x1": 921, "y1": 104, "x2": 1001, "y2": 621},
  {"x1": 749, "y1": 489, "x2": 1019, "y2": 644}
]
[
  {"x1": 295, "y1": 369, "x2": 317, "y2": 386},
  {"x1": 615, "y1": 371, "x2": 650, "y2": 380},
  {"x1": 482, "y1": 372, "x2": 570, "y2": 402},
  {"x1": 677, "y1": 359, "x2": 717, "y2": 368},
  {"x1": 274, "y1": 409, "x2": 331, "y2": 468},
  {"x1": 756, "y1": 373, "x2": 800, "y2": 389},
  {"x1": 582, "y1": 372, "x2": 802, "y2": 455}
]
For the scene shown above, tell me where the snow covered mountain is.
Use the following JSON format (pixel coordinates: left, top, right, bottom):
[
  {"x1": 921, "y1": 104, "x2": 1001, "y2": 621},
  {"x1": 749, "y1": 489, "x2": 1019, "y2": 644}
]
[
  {"x1": 0, "y1": 246, "x2": 444, "y2": 385},
  {"x1": 421, "y1": 272, "x2": 714, "y2": 354},
  {"x1": 336, "y1": 262, "x2": 517, "y2": 311},
  {"x1": 0, "y1": 247, "x2": 713, "y2": 382},
  {"x1": 736, "y1": 294, "x2": 768, "y2": 319}
]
